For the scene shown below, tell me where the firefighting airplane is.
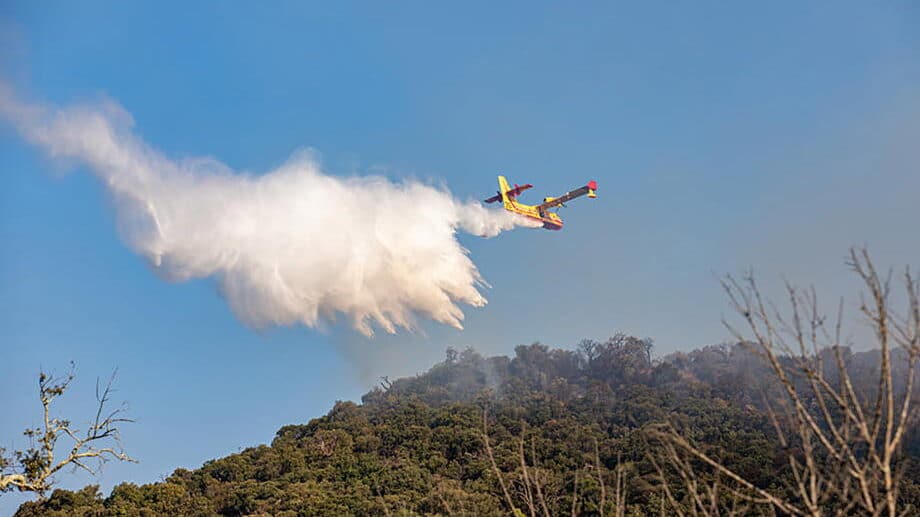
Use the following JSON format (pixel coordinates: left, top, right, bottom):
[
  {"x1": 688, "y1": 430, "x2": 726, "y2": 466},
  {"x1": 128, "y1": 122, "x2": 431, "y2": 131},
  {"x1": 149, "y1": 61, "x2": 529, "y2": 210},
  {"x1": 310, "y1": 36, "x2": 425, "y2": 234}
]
[{"x1": 484, "y1": 175, "x2": 597, "y2": 230}]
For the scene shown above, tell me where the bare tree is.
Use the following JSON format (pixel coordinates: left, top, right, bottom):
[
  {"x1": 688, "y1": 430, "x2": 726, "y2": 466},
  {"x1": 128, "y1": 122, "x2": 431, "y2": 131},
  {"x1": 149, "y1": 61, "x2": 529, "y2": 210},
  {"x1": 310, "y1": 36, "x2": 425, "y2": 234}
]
[
  {"x1": 571, "y1": 469, "x2": 580, "y2": 517},
  {"x1": 512, "y1": 435, "x2": 554, "y2": 517},
  {"x1": 647, "y1": 426, "x2": 765, "y2": 516},
  {"x1": 0, "y1": 364, "x2": 135, "y2": 499},
  {"x1": 651, "y1": 247, "x2": 919, "y2": 516},
  {"x1": 516, "y1": 437, "x2": 538, "y2": 517},
  {"x1": 589, "y1": 439, "x2": 629, "y2": 517},
  {"x1": 482, "y1": 407, "x2": 636, "y2": 516},
  {"x1": 529, "y1": 437, "x2": 553, "y2": 517},
  {"x1": 482, "y1": 407, "x2": 517, "y2": 514},
  {"x1": 612, "y1": 452, "x2": 629, "y2": 517},
  {"x1": 593, "y1": 437, "x2": 606, "y2": 517}
]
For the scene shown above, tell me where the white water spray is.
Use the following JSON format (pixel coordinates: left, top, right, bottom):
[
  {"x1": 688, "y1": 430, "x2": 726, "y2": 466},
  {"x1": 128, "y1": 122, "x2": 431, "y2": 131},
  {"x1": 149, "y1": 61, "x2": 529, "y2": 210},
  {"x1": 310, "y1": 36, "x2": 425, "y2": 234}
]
[{"x1": 0, "y1": 86, "x2": 539, "y2": 335}]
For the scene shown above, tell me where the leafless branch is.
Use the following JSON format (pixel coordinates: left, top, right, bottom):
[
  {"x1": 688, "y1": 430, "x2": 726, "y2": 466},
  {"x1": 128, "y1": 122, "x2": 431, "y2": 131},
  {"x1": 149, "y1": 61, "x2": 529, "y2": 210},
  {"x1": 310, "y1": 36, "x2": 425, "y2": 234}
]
[
  {"x1": 1, "y1": 365, "x2": 135, "y2": 500},
  {"x1": 481, "y1": 406, "x2": 517, "y2": 513},
  {"x1": 651, "y1": 247, "x2": 918, "y2": 516}
]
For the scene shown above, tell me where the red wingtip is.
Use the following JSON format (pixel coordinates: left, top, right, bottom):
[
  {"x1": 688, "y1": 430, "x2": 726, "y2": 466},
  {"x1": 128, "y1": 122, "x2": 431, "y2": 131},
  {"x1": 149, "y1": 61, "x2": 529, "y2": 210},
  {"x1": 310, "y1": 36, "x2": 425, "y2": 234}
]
[{"x1": 587, "y1": 180, "x2": 597, "y2": 190}]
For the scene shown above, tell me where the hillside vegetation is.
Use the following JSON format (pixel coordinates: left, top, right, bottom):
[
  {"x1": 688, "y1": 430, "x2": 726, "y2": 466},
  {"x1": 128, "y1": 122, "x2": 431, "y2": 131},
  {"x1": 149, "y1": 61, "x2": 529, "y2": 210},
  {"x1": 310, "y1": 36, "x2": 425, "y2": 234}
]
[{"x1": 15, "y1": 335, "x2": 920, "y2": 516}]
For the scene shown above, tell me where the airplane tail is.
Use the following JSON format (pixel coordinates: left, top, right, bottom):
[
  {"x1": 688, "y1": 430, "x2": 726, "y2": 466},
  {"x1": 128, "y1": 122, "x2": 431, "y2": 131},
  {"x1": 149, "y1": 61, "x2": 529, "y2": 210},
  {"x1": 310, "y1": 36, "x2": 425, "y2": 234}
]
[{"x1": 497, "y1": 175, "x2": 513, "y2": 208}]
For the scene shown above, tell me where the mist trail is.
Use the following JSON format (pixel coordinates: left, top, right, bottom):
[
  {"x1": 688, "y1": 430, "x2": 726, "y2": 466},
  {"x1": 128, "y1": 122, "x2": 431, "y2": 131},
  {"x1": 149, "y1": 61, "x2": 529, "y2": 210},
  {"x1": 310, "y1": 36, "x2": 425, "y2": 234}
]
[{"x1": 0, "y1": 85, "x2": 539, "y2": 336}]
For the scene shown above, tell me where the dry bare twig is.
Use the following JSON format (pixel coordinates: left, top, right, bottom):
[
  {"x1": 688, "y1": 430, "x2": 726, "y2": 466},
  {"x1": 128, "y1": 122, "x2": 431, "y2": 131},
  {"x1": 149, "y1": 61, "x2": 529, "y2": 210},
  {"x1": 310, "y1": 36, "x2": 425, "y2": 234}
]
[
  {"x1": 651, "y1": 247, "x2": 919, "y2": 516},
  {"x1": 1, "y1": 364, "x2": 135, "y2": 499}
]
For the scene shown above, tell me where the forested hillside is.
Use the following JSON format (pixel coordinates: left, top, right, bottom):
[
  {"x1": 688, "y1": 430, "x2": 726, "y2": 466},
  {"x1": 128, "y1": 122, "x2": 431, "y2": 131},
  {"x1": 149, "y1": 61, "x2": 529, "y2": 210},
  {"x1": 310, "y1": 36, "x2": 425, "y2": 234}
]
[{"x1": 15, "y1": 336, "x2": 920, "y2": 516}]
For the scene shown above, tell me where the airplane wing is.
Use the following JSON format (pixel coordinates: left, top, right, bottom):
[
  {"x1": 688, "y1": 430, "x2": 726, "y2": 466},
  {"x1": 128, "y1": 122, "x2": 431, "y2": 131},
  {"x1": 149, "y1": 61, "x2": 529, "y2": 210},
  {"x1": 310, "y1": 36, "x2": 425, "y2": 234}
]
[
  {"x1": 537, "y1": 180, "x2": 597, "y2": 210},
  {"x1": 507, "y1": 183, "x2": 533, "y2": 198},
  {"x1": 483, "y1": 183, "x2": 534, "y2": 203}
]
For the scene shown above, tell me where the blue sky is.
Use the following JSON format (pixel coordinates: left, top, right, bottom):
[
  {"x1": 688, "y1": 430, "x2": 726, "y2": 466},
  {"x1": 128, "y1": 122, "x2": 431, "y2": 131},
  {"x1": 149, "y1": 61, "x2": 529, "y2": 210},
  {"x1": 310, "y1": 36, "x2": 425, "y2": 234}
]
[{"x1": 2, "y1": 1, "x2": 919, "y2": 511}]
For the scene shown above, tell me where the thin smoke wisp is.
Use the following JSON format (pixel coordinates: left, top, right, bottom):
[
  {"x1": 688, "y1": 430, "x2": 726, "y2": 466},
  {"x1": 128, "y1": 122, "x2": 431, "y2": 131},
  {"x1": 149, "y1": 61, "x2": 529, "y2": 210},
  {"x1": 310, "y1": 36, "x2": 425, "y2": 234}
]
[{"x1": 0, "y1": 86, "x2": 539, "y2": 335}]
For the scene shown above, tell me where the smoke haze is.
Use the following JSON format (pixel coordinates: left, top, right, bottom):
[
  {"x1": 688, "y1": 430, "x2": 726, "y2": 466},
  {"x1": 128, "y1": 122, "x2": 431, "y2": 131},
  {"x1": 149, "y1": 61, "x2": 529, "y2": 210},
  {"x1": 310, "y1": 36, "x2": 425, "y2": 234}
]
[{"x1": 0, "y1": 85, "x2": 538, "y2": 336}]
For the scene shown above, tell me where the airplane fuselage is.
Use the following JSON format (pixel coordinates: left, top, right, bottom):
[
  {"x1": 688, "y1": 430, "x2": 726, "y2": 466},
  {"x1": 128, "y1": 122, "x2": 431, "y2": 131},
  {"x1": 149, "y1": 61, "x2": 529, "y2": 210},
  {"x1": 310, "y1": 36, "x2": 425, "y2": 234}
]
[{"x1": 503, "y1": 200, "x2": 563, "y2": 230}]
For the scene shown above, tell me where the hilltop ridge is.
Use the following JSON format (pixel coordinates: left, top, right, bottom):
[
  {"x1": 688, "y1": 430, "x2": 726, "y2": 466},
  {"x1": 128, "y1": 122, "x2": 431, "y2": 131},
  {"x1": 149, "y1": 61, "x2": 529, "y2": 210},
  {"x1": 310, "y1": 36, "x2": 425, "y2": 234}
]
[{"x1": 15, "y1": 336, "x2": 920, "y2": 516}]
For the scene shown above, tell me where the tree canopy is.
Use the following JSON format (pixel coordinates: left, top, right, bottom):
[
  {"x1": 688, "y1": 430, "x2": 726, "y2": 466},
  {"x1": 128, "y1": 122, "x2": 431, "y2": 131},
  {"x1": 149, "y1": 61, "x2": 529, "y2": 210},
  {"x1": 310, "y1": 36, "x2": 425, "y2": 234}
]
[{"x1": 13, "y1": 336, "x2": 920, "y2": 516}]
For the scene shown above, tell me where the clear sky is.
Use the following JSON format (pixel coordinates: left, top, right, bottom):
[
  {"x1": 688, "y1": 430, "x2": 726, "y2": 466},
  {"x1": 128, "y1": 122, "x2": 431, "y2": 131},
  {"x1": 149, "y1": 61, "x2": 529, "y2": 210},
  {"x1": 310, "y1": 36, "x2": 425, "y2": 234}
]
[{"x1": 2, "y1": 1, "x2": 919, "y2": 512}]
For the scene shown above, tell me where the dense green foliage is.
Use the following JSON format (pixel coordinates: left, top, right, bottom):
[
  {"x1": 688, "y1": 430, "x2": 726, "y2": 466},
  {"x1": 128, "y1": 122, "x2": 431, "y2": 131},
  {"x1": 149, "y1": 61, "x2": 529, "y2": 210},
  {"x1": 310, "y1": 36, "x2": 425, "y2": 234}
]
[{"x1": 13, "y1": 336, "x2": 920, "y2": 516}]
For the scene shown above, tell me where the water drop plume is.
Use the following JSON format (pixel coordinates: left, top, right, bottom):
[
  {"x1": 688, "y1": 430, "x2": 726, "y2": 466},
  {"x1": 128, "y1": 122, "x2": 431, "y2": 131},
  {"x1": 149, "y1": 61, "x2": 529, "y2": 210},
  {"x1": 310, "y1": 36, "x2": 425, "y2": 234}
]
[{"x1": 0, "y1": 85, "x2": 539, "y2": 335}]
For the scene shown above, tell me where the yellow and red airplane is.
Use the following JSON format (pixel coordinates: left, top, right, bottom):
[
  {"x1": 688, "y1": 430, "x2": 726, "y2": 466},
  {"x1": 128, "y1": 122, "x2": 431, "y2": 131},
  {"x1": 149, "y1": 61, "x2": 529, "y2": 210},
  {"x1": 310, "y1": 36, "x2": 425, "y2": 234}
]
[{"x1": 484, "y1": 175, "x2": 597, "y2": 230}]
